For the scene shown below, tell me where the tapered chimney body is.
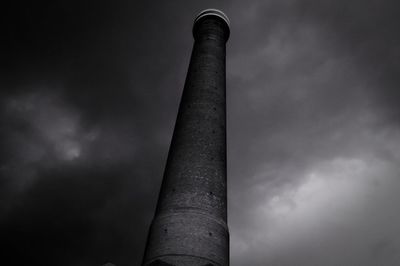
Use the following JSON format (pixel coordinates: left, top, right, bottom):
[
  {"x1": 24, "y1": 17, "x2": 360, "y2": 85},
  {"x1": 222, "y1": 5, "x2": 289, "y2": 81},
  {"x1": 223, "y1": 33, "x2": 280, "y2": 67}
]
[{"x1": 142, "y1": 9, "x2": 230, "y2": 266}]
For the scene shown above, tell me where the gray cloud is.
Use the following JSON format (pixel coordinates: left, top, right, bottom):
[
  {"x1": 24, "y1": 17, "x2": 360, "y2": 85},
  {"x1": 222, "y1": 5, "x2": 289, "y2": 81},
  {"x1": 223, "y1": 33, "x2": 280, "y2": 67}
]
[{"x1": 226, "y1": 1, "x2": 400, "y2": 265}]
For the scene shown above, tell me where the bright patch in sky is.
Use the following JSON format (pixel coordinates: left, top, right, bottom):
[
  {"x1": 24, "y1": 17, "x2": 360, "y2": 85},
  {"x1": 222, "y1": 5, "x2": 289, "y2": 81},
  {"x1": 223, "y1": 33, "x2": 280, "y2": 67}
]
[
  {"x1": 253, "y1": 158, "x2": 369, "y2": 245},
  {"x1": 5, "y1": 92, "x2": 91, "y2": 163},
  {"x1": 231, "y1": 154, "x2": 400, "y2": 265},
  {"x1": 265, "y1": 158, "x2": 369, "y2": 236},
  {"x1": 56, "y1": 140, "x2": 82, "y2": 160}
]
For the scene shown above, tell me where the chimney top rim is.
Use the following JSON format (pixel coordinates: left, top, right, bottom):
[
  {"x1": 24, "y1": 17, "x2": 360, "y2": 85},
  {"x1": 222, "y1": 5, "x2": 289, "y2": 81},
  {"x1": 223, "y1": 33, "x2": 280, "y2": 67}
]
[{"x1": 194, "y1": 9, "x2": 230, "y2": 28}]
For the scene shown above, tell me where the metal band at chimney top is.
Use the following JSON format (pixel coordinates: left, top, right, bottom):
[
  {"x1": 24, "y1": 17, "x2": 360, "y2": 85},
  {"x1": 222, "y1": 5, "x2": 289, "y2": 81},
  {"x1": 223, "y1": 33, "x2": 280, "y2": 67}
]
[
  {"x1": 142, "y1": 9, "x2": 230, "y2": 266},
  {"x1": 194, "y1": 9, "x2": 230, "y2": 28}
]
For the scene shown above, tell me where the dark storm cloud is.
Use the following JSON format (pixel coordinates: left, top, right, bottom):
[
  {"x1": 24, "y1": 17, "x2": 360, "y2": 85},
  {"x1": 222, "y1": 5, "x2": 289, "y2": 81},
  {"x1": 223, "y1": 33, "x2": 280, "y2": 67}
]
[
  {"x1": 0, "y1": 1, "x2": 224, "y2": 265},
  {"x1": 225, "y1": 1, "x2": 400, "y2": 265},
  {"x1": 0, "y1": 89, "x2": 159, "y2": 265},
  {"x1": 1, "y1": 0, "x2": 400, "y2": 265},
  {"x1": 290, "y1": 0, "x2": 400, "y2": 120}
]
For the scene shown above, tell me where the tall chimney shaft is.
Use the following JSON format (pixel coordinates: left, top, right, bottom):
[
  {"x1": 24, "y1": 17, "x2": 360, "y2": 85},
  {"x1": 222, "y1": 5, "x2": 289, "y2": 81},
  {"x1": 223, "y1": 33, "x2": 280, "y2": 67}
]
[{"x1": 142, "y1": 9, "x2": 230, "y2": 266}]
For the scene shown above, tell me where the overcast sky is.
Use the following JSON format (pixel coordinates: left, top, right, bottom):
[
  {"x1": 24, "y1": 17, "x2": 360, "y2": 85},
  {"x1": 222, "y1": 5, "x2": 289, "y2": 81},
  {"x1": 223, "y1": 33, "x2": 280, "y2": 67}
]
[{"x1": 1, "y1": 1, "x2": 400, "y2": 265}]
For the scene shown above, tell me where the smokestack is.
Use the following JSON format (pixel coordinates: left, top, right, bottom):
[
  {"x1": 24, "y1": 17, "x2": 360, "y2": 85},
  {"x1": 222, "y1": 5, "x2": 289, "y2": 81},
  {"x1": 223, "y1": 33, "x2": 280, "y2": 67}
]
[{"x1": 142, "y1": 9, "x2": 230, "y2": 266}]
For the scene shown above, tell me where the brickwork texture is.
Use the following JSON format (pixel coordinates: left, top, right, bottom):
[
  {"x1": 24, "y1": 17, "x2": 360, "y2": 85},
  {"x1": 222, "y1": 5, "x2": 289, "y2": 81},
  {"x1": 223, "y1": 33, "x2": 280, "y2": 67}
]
[{"x1": 142, "y1": 10, "x2": 230, "y2": 266}]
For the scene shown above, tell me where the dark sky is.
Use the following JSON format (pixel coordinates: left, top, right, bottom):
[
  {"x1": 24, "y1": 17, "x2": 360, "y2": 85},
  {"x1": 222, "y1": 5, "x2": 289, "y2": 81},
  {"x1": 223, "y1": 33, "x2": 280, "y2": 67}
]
[{"x1": 1, "y1": 1, "x2": 400, "y2": 265}]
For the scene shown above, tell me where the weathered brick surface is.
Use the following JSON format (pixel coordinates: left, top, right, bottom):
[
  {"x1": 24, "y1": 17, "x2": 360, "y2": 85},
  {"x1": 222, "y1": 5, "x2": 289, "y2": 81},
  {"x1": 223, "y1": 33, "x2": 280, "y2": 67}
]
[{"x1": 143, "y1": 12, "x2": 230, "y2": 266}]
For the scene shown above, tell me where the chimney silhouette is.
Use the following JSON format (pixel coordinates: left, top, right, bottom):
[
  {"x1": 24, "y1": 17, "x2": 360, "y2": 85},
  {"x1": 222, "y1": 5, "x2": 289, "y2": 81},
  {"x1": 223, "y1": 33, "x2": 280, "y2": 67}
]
[{"x1": 142, "y1": 9, "x2": 230, "y2": 266}]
